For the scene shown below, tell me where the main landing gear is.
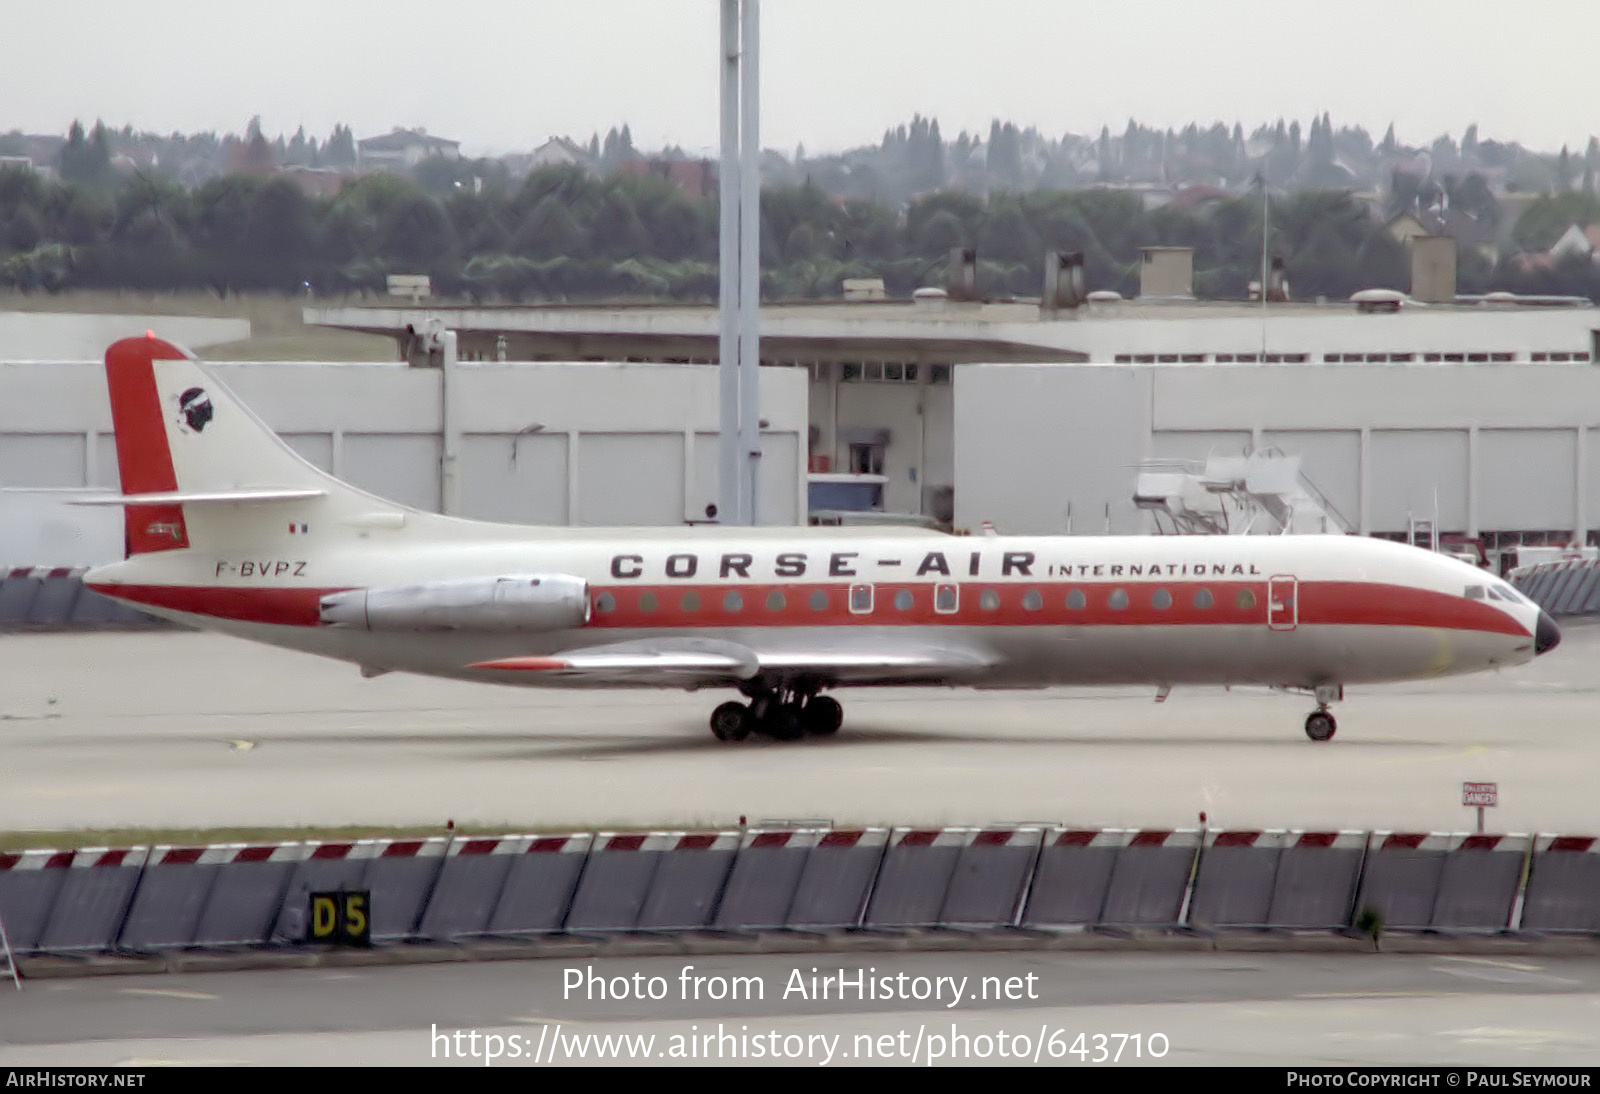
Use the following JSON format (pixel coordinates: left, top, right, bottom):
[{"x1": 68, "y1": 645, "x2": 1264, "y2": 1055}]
[
  {"x1": 1303, "y1": 684, "x2": 1342, "y2": 742},
  {"x1": 709, "y1": 685, "x2": 843, "y2": 743}
]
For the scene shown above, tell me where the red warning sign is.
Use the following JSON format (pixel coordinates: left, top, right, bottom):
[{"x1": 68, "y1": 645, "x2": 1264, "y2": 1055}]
[{"x1": 1462, "y1": 782, "x2": 1498, "y2": 807}]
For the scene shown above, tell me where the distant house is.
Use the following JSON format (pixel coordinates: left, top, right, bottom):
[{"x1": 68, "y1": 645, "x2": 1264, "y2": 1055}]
[
  {"x1": 531, "y1": 137, "x2": 593, "y2": 171},
  {"x1": 357, "y1": 128, "x2": 460, "y2": 169},
  {"x1": 1544, "y1": 223, "x2": 1600, "y2": 264}
]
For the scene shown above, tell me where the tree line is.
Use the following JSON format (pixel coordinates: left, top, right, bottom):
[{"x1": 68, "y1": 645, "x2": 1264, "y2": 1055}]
[{"x1": 7, "y1": 162, "x2": 1600, "y2": 303}]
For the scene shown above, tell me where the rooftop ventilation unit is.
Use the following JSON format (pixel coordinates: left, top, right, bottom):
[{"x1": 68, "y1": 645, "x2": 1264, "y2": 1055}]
[
  {"x1": 946, "y1": 247, "x2": 979, "y2": 301},
  {"x1": 1351, "y1": 288, "x2": 1407, "y2": 314}
]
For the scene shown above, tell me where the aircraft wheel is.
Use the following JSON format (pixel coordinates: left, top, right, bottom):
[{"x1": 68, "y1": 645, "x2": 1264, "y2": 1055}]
[
  {"x1": 1304, "y1": 711, "x2": 1337, "y2": 742},
  {"x1": 802, "y1": 695, "x2": 843, "y2": 736},
  {"x1": 763, "y1": 704, "x2": 804, "y2": 741},
  {"x1": 710, "y1": 701, "x2": 751, "y2": 742}
]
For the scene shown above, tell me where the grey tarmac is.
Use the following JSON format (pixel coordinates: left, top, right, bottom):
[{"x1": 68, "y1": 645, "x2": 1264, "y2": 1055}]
[{"x1": 2, "y1": 626, "x2": 1598, "y2": 834}]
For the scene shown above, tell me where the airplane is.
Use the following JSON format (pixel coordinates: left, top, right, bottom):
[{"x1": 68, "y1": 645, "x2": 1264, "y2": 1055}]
[{"x1": 81, "y1": 333, "x2": 1561, "y2": 744}]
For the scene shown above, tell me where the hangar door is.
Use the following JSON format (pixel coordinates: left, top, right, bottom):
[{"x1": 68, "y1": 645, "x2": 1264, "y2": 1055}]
[
  {"x1": 1477, "y1": 429, "x2": 1575, "y2": 532},
  {"x1": 1368, "y1": 431, "x2": 1468, "y2": 534},
  {"x1": 578, "y1": 432, "x2": 685, "y2": 527}
]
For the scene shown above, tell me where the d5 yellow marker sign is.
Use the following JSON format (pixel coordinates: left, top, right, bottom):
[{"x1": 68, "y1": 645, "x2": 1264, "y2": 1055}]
[{"x1": 308, "y1": 890, "x2": 371, "y2": 946}]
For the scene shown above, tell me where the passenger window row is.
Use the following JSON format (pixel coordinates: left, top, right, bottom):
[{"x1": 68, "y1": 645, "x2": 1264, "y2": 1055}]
[{"x1": 592, "y1": 586, "x2": 1258, "y2": 615}]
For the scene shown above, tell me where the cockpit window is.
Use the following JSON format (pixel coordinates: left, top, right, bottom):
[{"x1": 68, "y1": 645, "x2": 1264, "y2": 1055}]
[
  {"x1": 1495, "y1": 582, "x2": 1535, "y2": 607},
  {"x1": 1464, "y1": 585, "x2": 1485, "y2": 599},
  {"x1": 1485, "y1": 587, "x2": 1505, "y2": 601}
]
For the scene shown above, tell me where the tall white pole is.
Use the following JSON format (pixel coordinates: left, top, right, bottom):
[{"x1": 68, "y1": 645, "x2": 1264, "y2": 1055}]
[
  {"x1": 717, "y1": 0, "x2": 741, "y2": 524},
  {"x1": 1259, "y1": 174, "x2": 1269, "y2": 358},
  {"x1": 738, "y1": 0, "x2": 762, "y2": 525}
]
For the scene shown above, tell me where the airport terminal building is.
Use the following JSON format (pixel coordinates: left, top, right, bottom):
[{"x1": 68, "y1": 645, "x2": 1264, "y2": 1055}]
[
  {"x1": 303, "y1": 247, "x2": 1600, "y2": 561},
  {"x1": 9, "y1": 245, "x2": 1600, "y2": 567}
]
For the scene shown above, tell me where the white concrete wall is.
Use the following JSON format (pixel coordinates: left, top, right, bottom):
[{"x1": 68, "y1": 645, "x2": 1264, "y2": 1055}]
[
  {"x1": 955, "y1": 362, "x2": 1600, "y2": 539},
  {"x1": 0, "y1": 360, "x2": 807, "y2": 565}
]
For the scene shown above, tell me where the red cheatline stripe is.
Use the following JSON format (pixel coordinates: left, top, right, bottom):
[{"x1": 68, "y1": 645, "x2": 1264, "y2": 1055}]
[
  {"x1": 605, "y1": 835, "x2": 647, "y2": 852},
  {"x1": 1382, "y1": 833, "x2": 1428, "y2": 850},
  {"x1": 84, "y1": 584, "x2": 338, "y2": 627},
  {"x1": 160, "y1": 847, "x2": 204, "y2": 865},
  {"x1": 974, "y1": 829, "x2": 1017, "y2": 846},
  {"x1": 527, "y1": 837, "x2": 573, "y2": 853},
  {"x1": 460, "y1": 839, "x2": 501, "y2": 855},
  {"x1": 1054, "y1": 831, "x2": 1098, "y2": 847},
  {"x1": 898, "y1": 830, "x2": 940, "y2": 847},
  {"x1": 583, "y1": 578, "x2": 1530, "y2": 637},
  {"x1": 1130, "y1": 830, "x2": 1174, "y2": 846},
  {"x1": 1296, "y1": 832, "x2": 1338, "y2": 847},
  {"x1": 749, "y1": 832, "x2": 794, "y2": 848},
  {"x1": 819, "y1": 830, "x2": 865, "y2": 847},
  {"x1": 236, "y1": 846, "x2": 278, "y2": 863},
  {"x1": 1213, "y1": 831, "x2": 1263, "y2": 847},
  {"x1": 1548, "y1": 836, "x2": 1598, "y2": 852},
  {"x1": 383, "y1": 840, "x2": 425, "y2": 857},
  {"x1": 1458, "y1": 835, "x2": 1503, "y2": 851},
  {"x1": 311, "y1": 843, "x2": 355, "y2": 860}
]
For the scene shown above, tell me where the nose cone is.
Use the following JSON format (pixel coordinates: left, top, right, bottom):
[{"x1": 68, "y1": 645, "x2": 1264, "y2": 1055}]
[{"x1": 1535, "y1": 610, "x2": 1562, "y2": 655}]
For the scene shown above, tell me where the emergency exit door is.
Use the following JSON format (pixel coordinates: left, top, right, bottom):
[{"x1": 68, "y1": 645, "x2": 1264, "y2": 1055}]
[{"x1": 1267, "y1": 575, "x2": 1298, "y2": 631}]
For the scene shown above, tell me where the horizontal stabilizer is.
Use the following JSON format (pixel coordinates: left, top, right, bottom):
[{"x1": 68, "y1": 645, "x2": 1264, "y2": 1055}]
[{"x1": 70, "y1": 489, "x2": 326, "y2": 506}]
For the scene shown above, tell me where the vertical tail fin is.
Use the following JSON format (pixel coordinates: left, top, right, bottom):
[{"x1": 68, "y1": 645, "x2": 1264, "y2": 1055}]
[{"x1": 103, "y1": 333, "x2": 410, "y2": 555}]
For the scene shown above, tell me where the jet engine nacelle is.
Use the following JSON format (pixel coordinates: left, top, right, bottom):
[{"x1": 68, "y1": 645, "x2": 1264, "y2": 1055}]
[{"x1": 319, "y1": 574, "x2": 590, "y2": 631}]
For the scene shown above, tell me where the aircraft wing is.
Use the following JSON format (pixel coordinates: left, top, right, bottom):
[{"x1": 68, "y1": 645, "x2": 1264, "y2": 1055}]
[{"x1": 468, "y1": 635, "x2": 995, "y2": 687}]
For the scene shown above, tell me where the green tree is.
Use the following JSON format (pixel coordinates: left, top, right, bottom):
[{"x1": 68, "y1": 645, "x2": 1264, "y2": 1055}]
[
  {"x1": 511, "y1": 193, "x2": 585, "y2": 257},
  {"x1": 58, "y1": 121, "x2": 113, "y2": 190},
  {"x1": 379, "y1": 193, "x2": 456, "y2": 271},
  {"x1": 240, "y1": 177, "x2": 316, "y2": 289}
]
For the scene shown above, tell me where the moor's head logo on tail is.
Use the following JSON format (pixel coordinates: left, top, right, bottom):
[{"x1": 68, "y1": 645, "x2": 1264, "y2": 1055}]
[{"x1": 177, "y1": 387, "x2": 213, "y2": 433}]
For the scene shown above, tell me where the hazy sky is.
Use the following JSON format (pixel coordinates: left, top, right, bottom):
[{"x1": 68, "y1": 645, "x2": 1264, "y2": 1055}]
[{"x1": 7, "y1": 1, "x2": 1598, "y2": 156}]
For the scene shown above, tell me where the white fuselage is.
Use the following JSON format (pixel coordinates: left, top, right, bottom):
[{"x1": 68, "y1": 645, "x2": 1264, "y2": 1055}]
[{"x1": 88, "y1": 527, "x2": 1545, "y2": 692}]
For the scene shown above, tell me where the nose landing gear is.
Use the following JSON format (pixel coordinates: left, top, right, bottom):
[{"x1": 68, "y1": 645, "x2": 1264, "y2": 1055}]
[
  {"x1": 1303, "y1": 684, "x2": 1342, "y2": 741},
  {"x1": 707, "y1": 685, "x2": 843, "y2": 742}
]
